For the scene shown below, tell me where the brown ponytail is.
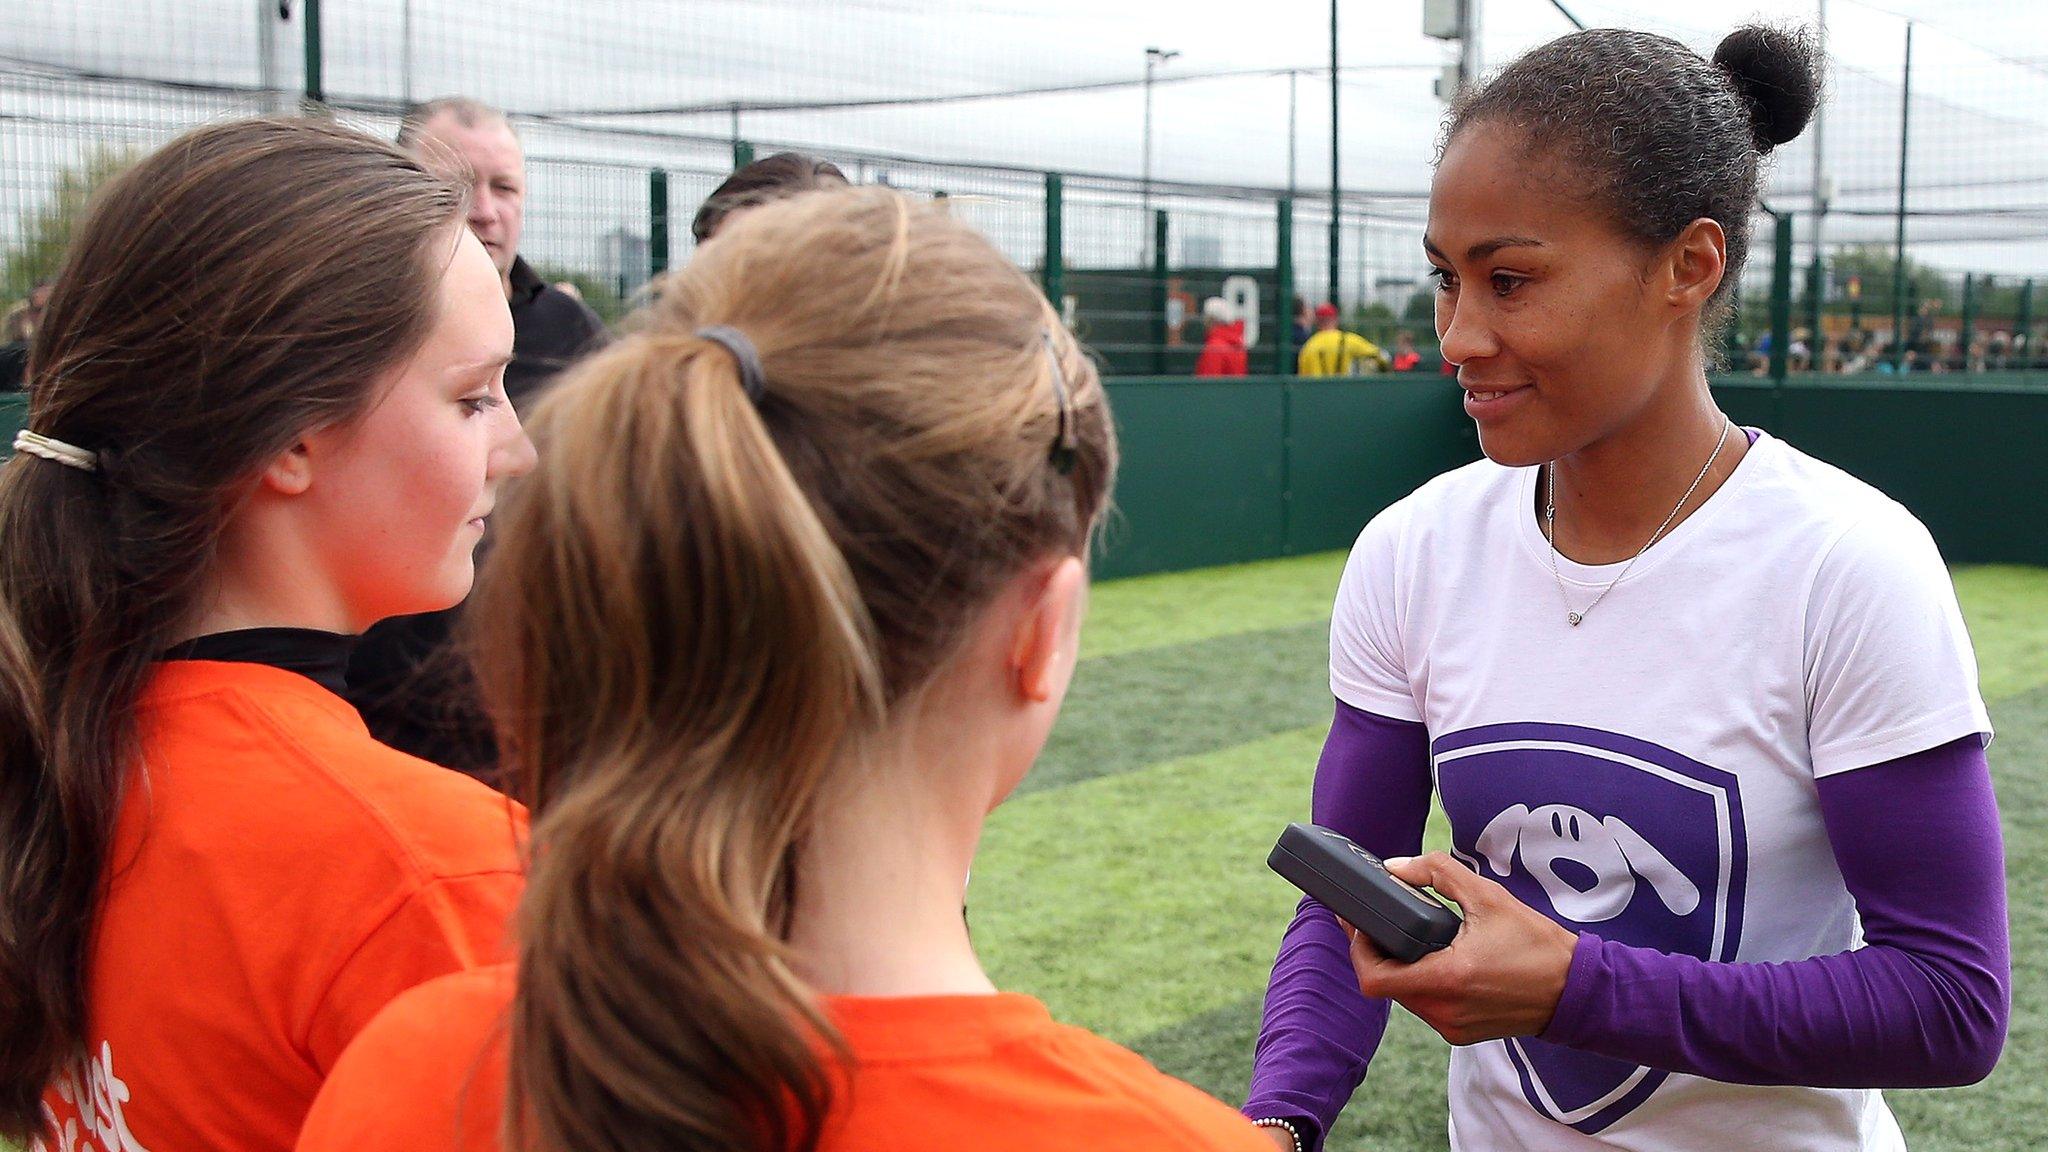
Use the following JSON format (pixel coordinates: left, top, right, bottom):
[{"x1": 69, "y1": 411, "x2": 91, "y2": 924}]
[
  {"x1": 468, "y1": 186, "x2": 1115, "y2": 1152},
  {"x1": 0, "y1": 117, "x2": 465, "y2": 1144}
]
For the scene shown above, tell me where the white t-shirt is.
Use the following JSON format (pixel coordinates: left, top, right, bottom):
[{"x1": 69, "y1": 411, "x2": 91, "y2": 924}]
[{"x1": 1331, "y1": 431, "x2": 1991, "y2": 1152}]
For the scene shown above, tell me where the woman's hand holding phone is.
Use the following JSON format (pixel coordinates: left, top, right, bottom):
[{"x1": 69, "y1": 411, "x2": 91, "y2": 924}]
[{"x1": 1346, "y1": 852, "x2": 1578, "y2": 1046}]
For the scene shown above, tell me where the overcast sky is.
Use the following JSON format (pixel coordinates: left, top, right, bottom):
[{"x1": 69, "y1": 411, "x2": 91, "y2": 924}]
[{"x1": 9, "y1": 0, "x2": 2048, "y2": 274}]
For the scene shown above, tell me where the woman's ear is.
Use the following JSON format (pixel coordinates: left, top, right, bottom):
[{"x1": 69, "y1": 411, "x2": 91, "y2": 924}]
[
  {"x1": 258, "y1": 441, "x2": 316, "y2": 496},
  {"x1": 1008, "y1": 556, "x2": 1087, "y2": 704},
  {"x1": 1664, "y1": 217, "x2": 1728, "y2": 315}
]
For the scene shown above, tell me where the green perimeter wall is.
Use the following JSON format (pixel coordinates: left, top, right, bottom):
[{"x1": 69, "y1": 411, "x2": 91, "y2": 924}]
[
  {"x1": 1094, "y1": 374, "x2": 1474, "y2": 579},
  {"x1": 1712, "y1": 375, "x2": 2048, "y2": 570},
  {"x1": 5, "y1": 375, "x2": 2044, "y2": 577},
  {"x1": 1095, "y1": 371, "x2": 2048, "y2": 580}
]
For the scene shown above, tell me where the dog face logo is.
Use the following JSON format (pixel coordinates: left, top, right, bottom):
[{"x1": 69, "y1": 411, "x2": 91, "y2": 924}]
[
  {"x1": 1433, "y1": 723, "x2": 1749, "y2": 1135},
  {"x1": 1475, "y1": 804, "x2": 1700, "y2": 924}
]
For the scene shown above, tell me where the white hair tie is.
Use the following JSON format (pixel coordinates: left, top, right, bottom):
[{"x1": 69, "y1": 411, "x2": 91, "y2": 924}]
[{"x1": 12, "y1": 430, "x2": 99, "y2": 473}]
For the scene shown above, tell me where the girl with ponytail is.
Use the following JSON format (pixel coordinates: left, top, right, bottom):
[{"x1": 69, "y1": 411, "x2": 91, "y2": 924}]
[
  {"x1": 0, "y1": 117, "x2": 534, "y2": 1151},
  {"x1": 296, "y1": 186, "x2": 1269, "y2": 1152}
]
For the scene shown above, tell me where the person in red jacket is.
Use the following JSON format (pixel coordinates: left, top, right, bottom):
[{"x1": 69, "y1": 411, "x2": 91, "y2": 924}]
[
  {"x1": 1195, "y1": 296, "x2": 1248, "y2": 376},
  {"x1": 1392, "y1": 329, "x2": 1424, "y2": 372}
]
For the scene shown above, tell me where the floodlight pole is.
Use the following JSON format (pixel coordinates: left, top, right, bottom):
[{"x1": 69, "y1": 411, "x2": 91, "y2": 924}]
[
  {"x1": 1813, "y1": 0, "x2": 1829, "y2": 243},
  {"x1": 1425, "y1": 0, "x2": 1483, "y2": 101},
  {"x1": 302, "y1": 0, "x2": 323, "y2": 107},
  {"x1": 1328, "y1": 0, "x2": 1340, "y2": 308},
  {"x1": 1892, "y1": 21, "x2": 1912, "y2": 371},
  {"x1": 1141, "y1": 46, "x2": 1180, "y2": 265},
  {"x1": 401, "y1": 0, "x2": 415, "y2": 108},
  {"x1": 1460, "y1": 0, "x2": 1483, "y2": 94},
  {"x1": 256, "y1": 0, "x2": 284, "y2": 113},
  {"x1": 1811, "y1": 0, "x2": 1828, "y2": 354},
  {"x1": 1287, "y1": 69, "x2": 1298, "y2": 198}
]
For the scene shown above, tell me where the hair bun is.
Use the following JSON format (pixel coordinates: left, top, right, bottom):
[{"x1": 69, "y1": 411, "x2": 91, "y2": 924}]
[{"x1": 1714, "y1": 25, "x2": 1822, "y2": 153}]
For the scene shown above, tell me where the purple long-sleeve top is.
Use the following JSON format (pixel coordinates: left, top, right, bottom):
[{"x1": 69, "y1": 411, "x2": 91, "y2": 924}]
[{"x1": 1242, "y1": 701, "x2": 2010, "y2": 1149}]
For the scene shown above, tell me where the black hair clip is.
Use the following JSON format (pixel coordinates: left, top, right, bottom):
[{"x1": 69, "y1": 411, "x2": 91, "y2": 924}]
[{"x1": 1041, "y1": 330, "x2": 1079, "y2": 475}]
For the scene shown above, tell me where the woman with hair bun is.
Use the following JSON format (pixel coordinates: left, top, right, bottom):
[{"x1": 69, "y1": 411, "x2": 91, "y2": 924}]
[{"x1": 1245, "y1": 26, "x2": 2007, "y2": 1152}]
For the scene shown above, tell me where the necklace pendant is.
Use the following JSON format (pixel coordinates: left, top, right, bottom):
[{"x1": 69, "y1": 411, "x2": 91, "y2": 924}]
[{"x1": 1567, "y1": 612, "x2": 1584, "y2": 626}]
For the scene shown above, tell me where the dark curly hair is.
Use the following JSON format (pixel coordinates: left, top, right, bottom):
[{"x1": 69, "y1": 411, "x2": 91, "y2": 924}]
[
  {"x1": 1446, "y1": 25, "x2": 1823, "y2": 331},
  {"x1": 691, "y1": 152, "x2": 850, "y2": 244}
]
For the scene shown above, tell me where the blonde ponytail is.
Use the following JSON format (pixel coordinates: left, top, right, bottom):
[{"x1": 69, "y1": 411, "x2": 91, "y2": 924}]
[{"x1": 468, "y1": 186, "x2": 1117, "y2": 1152}]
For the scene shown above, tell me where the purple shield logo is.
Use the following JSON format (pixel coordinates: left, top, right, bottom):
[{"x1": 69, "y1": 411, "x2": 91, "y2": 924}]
[{"x1": 1432, "y1": 722, "x2": 1748, "y2": 1134}]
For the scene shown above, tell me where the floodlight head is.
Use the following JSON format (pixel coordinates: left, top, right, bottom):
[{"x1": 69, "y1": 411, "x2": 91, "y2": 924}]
[
  {"x1": 1423, "y1": 0, "x2": 1464, "y2": 40},
  {"x1": 1146, "y1": 46, "x2": 1181, "y2": 63}
]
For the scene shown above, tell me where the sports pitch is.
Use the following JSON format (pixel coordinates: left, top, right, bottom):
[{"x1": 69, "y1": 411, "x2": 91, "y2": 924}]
[
  {"x1": 972, "y1": 553, "x2": 2047, "y2": 1152},
  {"x1": 8, "y1": 555, "x2": 2036, "y2": 1152}
]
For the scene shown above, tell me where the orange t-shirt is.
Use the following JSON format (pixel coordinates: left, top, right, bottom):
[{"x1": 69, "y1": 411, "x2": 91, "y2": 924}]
[
  {"x1": 38, "y1": 660, "x2": 527, "y2": 1152},
  {"x1": 298, "y1": 964, "x2": 1272, "y2": 1152}
]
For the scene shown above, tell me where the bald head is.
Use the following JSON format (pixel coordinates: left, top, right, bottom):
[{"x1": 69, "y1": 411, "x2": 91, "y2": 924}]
[
  {"x1": 400, "y1": 97, "x2": 525, "y2": 293},
  {"x1": 397, "y1": 97, "x2": 516, "y2": 150}
]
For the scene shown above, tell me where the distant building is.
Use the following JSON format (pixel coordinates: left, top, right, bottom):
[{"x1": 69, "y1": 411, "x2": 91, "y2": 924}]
[
  {"x1": 1375, "y1": 276, "x2": 1418, "y2": 309},
  {"x1": 600, "y1": 227, "x2": 650, "y2": 297}
]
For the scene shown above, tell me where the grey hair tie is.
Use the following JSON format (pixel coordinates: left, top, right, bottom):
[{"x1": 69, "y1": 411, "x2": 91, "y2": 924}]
[{"x1": 696, "y1": 325, "x2": 767, "y2": 403}]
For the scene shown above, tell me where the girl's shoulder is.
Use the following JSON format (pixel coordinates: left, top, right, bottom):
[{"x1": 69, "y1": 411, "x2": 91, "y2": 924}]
[{"x1": 296, "y1": 965, "x2": 513, "y2": 1152}]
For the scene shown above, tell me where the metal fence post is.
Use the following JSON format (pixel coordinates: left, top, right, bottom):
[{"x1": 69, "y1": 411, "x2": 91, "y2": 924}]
[
  {"x1": 1276, "y1": 198, "x2": 1294, "y2": 376},
  {"x1": 1905, "y1": 279, "x2": 1919, "y2": 368},
  {"x1": 1806, "y1": 253, "x2": 1825, "y2": 361},
  {"x1": 1959, "y1": 273, "x2": 1976, "y2": 372},
  {"x1": 1770, "y1": 212, "x2": 1793, "y2": 383},
  {"x1": 1327, "y1": 0, "x2": 1340, "y2": 307},
  {"x1": 650, "y1": 168, "x2": 669, "y2": 280},
  {"x1": 1152, "y1": 209, "x2": 1169, "y2": 375},
  {"x1": 1892, "y1": 21, "x2": 1913, "y2": 372},
  {"x1": 2020, "y1": 279, "x2": 2035, "y2": 370},
  {"x1": 1281, "y1": 372, "x2": 1295, "y2": 556},
  {"x1": 733, "y1": 140, "x2": 754, "y2": 170},
  {"x1": 302, "y1": 0, "x2": 323, "y2": 106},
  {"x1": 1043, "y1": 172, "x2": 1064, "y2": 310}
]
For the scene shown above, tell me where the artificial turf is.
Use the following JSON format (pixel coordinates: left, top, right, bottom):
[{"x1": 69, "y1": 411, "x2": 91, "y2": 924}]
[
  {"x1": 973, "y1": 552, "x2": 2048, "y2": 1152},
  {"x1": 8, "y1": 557, "x2": 2033, "y2": 1152}
]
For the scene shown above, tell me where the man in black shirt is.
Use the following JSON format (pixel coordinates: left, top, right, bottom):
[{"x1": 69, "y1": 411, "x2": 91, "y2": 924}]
[
  {"x1": 349, "y1": 97, "x2": 606, "y2": 779},
  {"x1": 395, "y1": 97, "x2": 605, "y2": 411}
]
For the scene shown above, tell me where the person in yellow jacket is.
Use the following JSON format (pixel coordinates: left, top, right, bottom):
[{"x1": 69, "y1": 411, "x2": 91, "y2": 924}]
[{"x1": 1297, "y1": 302, "x2": 1392, "y2": 375}]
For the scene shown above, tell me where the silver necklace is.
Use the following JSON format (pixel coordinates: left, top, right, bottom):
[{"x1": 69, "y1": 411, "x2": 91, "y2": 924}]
[{"x1": 1544, "y1": 419, "x2": 1733, "y2": 627}]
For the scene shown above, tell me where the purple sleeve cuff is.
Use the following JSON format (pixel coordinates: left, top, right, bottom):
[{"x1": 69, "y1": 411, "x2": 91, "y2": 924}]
[
  {"x1": 1541, "y1": 734, "x2": 2008, "y2": 1087},
  {"x1": 1243, "y1": 702, "x2": 1433, "y2": 1147},
  {"x1": 1539, "y1": 930, "x2": 1605, "y2": 1046}
]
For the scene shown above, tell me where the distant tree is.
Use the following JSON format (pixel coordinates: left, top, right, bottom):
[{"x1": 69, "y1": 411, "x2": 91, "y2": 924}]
[
  {"x1": 1824, "y1": 244, "x2": 1953, "y2": 313},
  {"x1": 1737, "y1": 245, "x2": 1957, "y2": 344},
  {"x1": 1349, "y1": 301, "x2": 1398, "y2": 345},
  {"x1": 1963, "y1": 273, "x2": 2033, "y2": 324},
  {"x1": 3, "y1": 149, "x2": 134, "y2": 312},
  {"x1": 1402, "y1": 289, "x2": 1435, "y2": 324}
]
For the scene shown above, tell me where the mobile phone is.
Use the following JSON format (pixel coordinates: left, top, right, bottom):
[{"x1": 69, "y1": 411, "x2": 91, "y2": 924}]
[{"x1": 1267, "y1": 822, "x2": 1462, "y2": 962}]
